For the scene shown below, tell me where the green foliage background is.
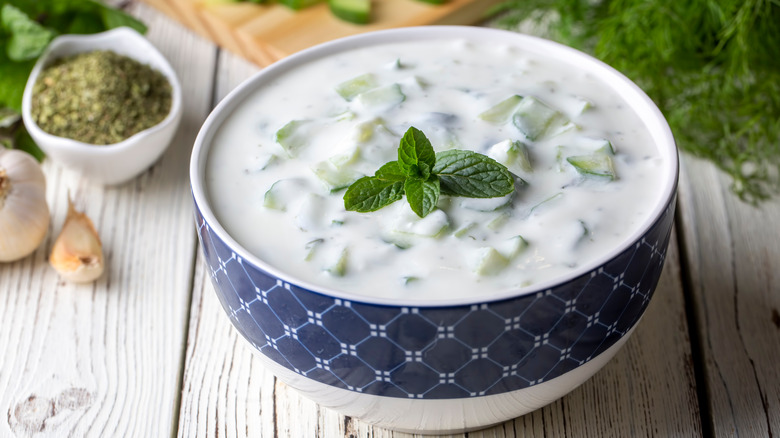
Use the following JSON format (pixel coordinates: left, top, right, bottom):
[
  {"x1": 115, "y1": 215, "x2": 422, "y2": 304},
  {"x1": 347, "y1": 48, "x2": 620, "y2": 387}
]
[
  {"x1": 0, "y1": 0, "x2": 145, "y2": 159},
  {"x1": 493, "y1": 0, "x2": 780, "y2": 203}
]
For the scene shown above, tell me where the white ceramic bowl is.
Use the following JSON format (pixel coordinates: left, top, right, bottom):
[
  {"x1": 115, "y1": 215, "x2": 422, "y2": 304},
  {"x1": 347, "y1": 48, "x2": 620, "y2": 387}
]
[
  {"x1": 191, "y1": 26, "x2": 678, "y2": 434},
  {"x1": 21, "y1": 27, "x2": 182, "y2": 185}
]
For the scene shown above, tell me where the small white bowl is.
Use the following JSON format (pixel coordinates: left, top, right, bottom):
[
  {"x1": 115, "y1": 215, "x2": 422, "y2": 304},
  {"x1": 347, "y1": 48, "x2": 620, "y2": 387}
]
[{"x1": 21, "y1": 27, "x2": 182, "y2": 185}]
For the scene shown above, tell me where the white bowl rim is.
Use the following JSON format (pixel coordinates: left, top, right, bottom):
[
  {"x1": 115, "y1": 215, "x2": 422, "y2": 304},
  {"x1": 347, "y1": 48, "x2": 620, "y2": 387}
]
[
  {"x1": 190, "y1": 25, "x2": 679, "y2": 308},
  {"x1": 21, "y1": 26, "x2": 182, "y2": 155}
]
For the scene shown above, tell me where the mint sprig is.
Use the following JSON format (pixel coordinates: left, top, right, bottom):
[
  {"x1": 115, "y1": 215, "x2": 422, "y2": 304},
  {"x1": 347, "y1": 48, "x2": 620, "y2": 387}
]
[{"x1": 343, "y1": 127, "x2": 516, "y2": 218}]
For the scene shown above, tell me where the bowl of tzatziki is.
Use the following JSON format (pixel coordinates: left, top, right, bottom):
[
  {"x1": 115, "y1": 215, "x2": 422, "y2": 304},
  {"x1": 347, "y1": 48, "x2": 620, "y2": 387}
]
[{"x1": 190, "y1": 26, "x2": 678, "y2": 434}]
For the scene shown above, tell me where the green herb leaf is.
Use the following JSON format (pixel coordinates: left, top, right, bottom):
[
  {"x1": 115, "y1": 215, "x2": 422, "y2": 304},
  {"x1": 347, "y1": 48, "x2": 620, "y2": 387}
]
[
  {"x1": 405, "y1": 175, "x2": 440, "y2": 218},
  {"x1": 344, "y1": 127, "x2": 516, "y2": 218},
  {"x1": 0, "y1": 0, "x2": 148, "y2": 159},
  {"x1": 491, "y1": 0, "x2": 780, "y2": 203},
  {"x1": 398, "y1": 126, "x2": 436, "y2": 176},
  {"x1": 433, "y1": 149, "x2": 515, "y2": 198},
  {"x1": 375, "y1": 161, "x2": 406, "y2": 180},
  {"x1": 1, "y1": 4, "x2": 56, "y2": 61},
  {"x1": 13, "y1": 124, "x2": 44, "y2": 161},
  {"x1": 343, "y1": 174, "x2": 405, "y2": 213},
  {"x1": 97, "y1": 2, "x2": 148, "y2": 34},
  {"x1": 0, "y1": 57, "x2": 34, "y2": 112}
]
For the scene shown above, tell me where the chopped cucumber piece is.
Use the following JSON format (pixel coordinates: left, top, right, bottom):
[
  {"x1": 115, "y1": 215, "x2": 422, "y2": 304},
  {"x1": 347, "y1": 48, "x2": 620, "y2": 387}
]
[
  {"x1": 295, "y1": 193, "x2": 326, "y2": 231},
  {"x1": 529, "y1": 192, "x2": 563, "y2": 215},
  {"x1": 356, "y1": 83, "x2": 405, "y2": 109},
  {"x1": 263, "y1": 179, "x2": 307, "y2": 211},
  {"x1": 335, "y1": 73, "x2": 378, "y2": 101},
  {"x1": 500, "y1": 235, "x2": 529, "y2": 259},
  {"x1": 332, "y1": 110, "x2": 356, "y2": 121},
  {"x1": 579, "y1": 137, "x2": 615, "y2": 154},
  {"x1": 329, "y1": 0, "x2": 370, "y2": 24},
  {"x1": 459, "y1": 192, "x2": 513, "y2": 212},
  {"x1": 328, "y1": 145, "x2": 360, "y2": 168},
  {"x1": 304, "y1": 239, "x2": 324, "y2": 261},
  {"x1": 392, "y1": 209, "x2": 449, "y2": 237},
  {"x1": 576, "y1": 220, "x2": 591, "y2": 246},
  {"x1": 387, "y1": 58, "x2": 405, "y2": 70},
  {"x1": 311, "y1": 160, "x2": 362, "y2": 191},
  {"x1": 548, "y1": 120, "x2": 578, "y2": 137},
  {"x1": 279, "y1": 0, "x2": 322, "y2": 9},
  {"x1": 479, "y1": 94, "x2": 523, "y2": 124},
  {"x1": 596, "y1": 141, "x2": 616, "y2": 155},
  {"x1": 353, "y1": 118, "x2": 399, "y2": 164},
  {"x1": 402, "y1": 276, "x2": 419, "y2": 285},
  {"x1": 487, "y1": 212, "x2": 511, "y2": 231},
  {"x1": 354, "y1": 120, "x2": 378, "y2": 143},
  {"x1": 473, "y1": 247, "x2": 509, "y2": 276},
  {"x1": 245, "y1": 152, "x2": 277, "y2": 173},
  {"x1": 275, "y1": 120, "x2": 310, "y2": 157},
  {"x1": 382, "y1": 233, "x2": 413, "y2": 250},
  {"x1": 512, "y1": 96, "x2": 568, "y2": 141},
  {"x1": 324, "y1": 246, "x2": 348, "y2": 277},
  {"x1": 454, "y1": 222, "x2": 477, "y2": 238},
  {"x1": 487, "y1": 139, "x2": 532, "y2": 173},
  {"x1": 401, "y1": 75, "x2": 429, "y2": 90},
  {"x1": 571, "y1": 96, "x2": 592, "y2": 115},
  {"x1": 566, "y1": 154, "x2": 617, "y2": 180}
]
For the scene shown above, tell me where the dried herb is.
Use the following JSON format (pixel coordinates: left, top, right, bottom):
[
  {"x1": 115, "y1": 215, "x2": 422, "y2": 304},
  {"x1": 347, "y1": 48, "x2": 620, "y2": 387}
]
[
  {"x1": 491, "y1": 0, "x2": 780, "y2": 203},
  {"x1": 31, "y1": 50, "x2": 171, "y2": 145},
  {"x1": 0, "y1": 0, "x2": 146, "y2": 157}
]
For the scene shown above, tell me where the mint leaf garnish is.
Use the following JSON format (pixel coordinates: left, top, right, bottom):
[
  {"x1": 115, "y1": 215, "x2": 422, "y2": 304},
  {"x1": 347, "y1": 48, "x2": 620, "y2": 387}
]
[
  {"x1": 433, "y1": 150, "x2": 516, "y2": 198},
  {"x1": 405, "y1": 176, "x2": 440, "y2": 218},
  {"x1": 398, "y1": 126, "x2": 436, "y2": 176},
  {"x1": 343, "y1": 176, "x2": 404, "y2": 212},
  {"x1": 375, "y1": 161, "x2": 406, "y2": 180},
  {"x1": 343, "y1": 127, "x2": 515, "y2": 218}
]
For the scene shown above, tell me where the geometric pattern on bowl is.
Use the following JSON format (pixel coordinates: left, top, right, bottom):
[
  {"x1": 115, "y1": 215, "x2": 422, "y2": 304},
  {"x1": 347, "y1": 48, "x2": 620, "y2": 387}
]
[{"x1": 195, "y1": 200, "x2": 674, "y2": 400}]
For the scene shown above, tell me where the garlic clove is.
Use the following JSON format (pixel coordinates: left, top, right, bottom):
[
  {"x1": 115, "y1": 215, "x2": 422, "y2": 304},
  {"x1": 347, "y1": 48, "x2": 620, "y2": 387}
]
[
  {"x1": 49, "y1": 196, "x2": 104, "y2": 283},
  {"x1": 0, "y1": 149, "x2": 50, "y2": 262}
]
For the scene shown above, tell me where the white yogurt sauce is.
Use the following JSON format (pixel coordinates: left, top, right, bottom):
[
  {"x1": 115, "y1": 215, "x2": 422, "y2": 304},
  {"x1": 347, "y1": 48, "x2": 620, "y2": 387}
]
[{"x1": 206, "y1": 39, "x2": 666, "y2": 301}]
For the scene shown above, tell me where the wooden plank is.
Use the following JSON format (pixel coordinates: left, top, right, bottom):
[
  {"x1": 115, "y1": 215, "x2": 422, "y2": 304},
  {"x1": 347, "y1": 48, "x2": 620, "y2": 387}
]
[
  {"x1": 141, "y1": 0, "x2": 504, "y2": 67},
  {"x1": 176, "y1": 53, "x2": 271, "y2": 438},
  {"x1": 0, "y1": 4, "x2": 216, "y2": 437},
  {"x1": 676, "y1": 155, "x2": 780, "y2": 437},
  {"x1": 177, "y1": 47, "x2": 701, "y2": 436}
]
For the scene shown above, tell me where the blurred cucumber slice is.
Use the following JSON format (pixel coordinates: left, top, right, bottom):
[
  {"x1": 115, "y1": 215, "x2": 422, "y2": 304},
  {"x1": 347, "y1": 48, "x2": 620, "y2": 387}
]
[
  {"x1": 474, "y1": 247, "x2": 509, "y2": 276},
  {"x1": 329, "y1": 0, "x2": 370, "y2": 24},
  {"x1": 335, "y1": 73, "x2": 378, "y2": 101},
  {"x1": 566, "y1": 154, "x2": 617, "y2": 180},
  {"x1": 356, "y1": 83, "x2": 405, "y2": 109},
  {"x1": 512, "y1": 96, "x2": 568, "y2": 141},
  {"x1": 279, "y1": 0, "x2": 322, "y2": 10},
  {"x1": 479, "y1": 94, "x2": 523, "y2": 124},
  {"x1": 275, "y1": 120, "x2": 310, "y2": 157}
]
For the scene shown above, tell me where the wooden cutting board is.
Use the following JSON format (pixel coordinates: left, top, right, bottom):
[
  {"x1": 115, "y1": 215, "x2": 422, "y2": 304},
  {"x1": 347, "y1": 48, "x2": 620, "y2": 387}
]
[{"x1": 140, "y1": 0, "x2": 504, "y2": 67}]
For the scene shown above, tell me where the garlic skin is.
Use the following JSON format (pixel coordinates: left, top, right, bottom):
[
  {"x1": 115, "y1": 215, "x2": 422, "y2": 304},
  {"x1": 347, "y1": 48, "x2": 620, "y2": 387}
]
[
  {"x1": 0, "y1": 149, "x2": 50, "y2": 262},
  {"x1": 49, "y1": 197, "x2": 104, "y2": 283}
]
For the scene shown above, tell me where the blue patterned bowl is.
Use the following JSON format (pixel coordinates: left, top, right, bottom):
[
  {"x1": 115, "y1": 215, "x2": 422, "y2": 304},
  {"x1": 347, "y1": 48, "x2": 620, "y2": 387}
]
[{"x1": 190, "y1": 27, "x2": 678, "y2": 434}]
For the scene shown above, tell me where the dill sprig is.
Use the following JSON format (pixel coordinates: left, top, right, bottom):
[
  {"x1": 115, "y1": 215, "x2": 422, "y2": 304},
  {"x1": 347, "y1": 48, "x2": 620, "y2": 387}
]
[{"x1": 491, "y1": 0, "x2": 780, "y2": 203}]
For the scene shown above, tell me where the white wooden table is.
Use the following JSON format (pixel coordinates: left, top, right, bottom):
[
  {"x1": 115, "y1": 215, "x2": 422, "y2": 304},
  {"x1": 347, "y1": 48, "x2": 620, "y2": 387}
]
[{"x1": 1, "y1": 3, "x2": 778, "y2": 437}]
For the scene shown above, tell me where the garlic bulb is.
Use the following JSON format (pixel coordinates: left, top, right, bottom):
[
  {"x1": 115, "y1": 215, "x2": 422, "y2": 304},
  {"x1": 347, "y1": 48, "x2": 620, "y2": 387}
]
[
  {"x1": 0, "y1": 148, "x2": 50, "y2": 262},
  {"x1": 49, "y1": 196, "x2": 104, "y2": 283}
]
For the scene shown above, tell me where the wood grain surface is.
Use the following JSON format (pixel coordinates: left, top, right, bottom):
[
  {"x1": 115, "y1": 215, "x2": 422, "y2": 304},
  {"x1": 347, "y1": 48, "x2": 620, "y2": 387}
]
[
  {"x1": 0, "y1": 6, "x2": 214, "y2": 437},
  {"x1": 139, "y1": 0, "x2": 503, "y2": 67},
  {"x1": 677, "y1": 156, "x2": 780, "y2": 437},
  {"x1": 2, "y1": 2, "x2": 779, "y2": 437}
]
